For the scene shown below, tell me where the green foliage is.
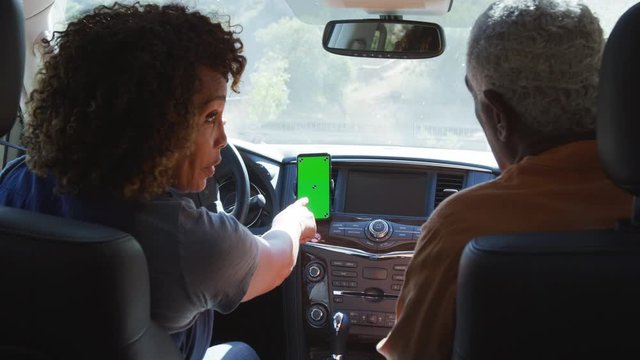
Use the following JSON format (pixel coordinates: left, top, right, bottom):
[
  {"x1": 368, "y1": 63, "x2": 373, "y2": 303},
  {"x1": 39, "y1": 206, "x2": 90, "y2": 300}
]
[
  {"x1": 252, "y1": 16, "x2": 354, "y2": 120},
  {"x1": 248, "y1": 52, "x2": 290, "y2": 123}
]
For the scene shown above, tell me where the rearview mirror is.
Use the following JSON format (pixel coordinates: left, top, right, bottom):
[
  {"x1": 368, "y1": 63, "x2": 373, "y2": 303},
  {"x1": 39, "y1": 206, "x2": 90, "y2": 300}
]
[{"x1": 322, "y1": 19, "x2": 445, "y2": 59}]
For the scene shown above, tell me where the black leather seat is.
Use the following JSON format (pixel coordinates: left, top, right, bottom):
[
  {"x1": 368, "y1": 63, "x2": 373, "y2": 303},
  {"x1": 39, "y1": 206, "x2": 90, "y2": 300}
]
[
  {"x1": 0, "y1": 1, "x2": 180, "y2": 359},
  {"x1": 452, "y1": 3, "x2": 640, "y2": 360}
]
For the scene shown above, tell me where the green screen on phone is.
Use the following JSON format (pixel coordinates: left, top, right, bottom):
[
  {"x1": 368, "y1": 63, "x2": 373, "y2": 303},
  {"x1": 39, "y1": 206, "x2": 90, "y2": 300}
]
[{"x1": 297, "y1": 153, "x2": 331, "y2": 219}]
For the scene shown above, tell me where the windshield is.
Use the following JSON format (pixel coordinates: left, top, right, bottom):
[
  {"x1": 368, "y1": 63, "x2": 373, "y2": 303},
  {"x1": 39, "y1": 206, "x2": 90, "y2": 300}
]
[{"x1": 54, "y1": 0, "x2": 637, "y2": 152}]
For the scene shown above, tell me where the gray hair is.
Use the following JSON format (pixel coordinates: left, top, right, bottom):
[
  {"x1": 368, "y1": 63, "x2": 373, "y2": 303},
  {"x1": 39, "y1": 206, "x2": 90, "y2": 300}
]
[{"x1": 466, "y1": 0, "x2": 604, "y2": 133}]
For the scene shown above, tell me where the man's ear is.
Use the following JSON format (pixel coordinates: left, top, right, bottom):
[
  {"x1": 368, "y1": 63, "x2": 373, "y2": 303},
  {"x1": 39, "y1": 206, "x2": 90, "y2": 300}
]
[{"x1": 482, "y1": 89, "x2": 516, "y2": 142}]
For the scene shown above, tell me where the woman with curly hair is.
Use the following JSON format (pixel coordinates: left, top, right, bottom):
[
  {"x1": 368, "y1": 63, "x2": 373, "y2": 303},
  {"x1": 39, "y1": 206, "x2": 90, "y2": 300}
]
[{"x1": 0, "y1": 3, "x2": 316, "y2": 359}]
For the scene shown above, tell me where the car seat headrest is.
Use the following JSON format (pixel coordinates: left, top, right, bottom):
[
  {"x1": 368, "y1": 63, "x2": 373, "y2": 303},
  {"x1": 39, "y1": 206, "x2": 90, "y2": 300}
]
[
  {"x1": 0, "y1": 0, "x2": 25, "y2": 138},
  {"x1": 598, "y1": 3, "x2": 640, "y2": 196}
]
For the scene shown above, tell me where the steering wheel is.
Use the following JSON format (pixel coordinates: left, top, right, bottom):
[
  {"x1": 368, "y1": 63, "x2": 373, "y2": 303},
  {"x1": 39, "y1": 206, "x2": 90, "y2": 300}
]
[{"x1": 215, "y1": 143, "x2": 250, "y2": 224}]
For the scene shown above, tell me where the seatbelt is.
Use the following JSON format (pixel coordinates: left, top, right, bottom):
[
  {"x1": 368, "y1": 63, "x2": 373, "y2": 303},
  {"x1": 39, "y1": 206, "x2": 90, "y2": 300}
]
[
  {"x1": 1, "y1": 108, "x2": 26, "y2": 167},
  {"x1": 0, "y1": 139, "x2": 25, "y2": 151},
  {"x1": 0, "y1": 154, "x2": 24, "y2": 184}
]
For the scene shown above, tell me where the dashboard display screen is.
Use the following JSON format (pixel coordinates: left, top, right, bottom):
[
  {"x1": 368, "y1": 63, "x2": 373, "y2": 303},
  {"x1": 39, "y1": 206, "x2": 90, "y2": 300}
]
[{"x1": 344, "y1": 171, "x2": 428, "y2": 217}]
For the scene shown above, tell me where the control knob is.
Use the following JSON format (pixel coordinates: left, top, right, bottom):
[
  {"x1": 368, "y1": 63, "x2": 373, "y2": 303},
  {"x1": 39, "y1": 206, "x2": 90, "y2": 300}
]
[
  {"x1": 366, "y1": 219, "x2": 392, "y2": 242},
  {"x1": 310, "y1": 307, "x2": 324, "y2": 321},
  {"x1": 305, "y1": 262, "x2": 325, "y2": 282},
  {"x1": 307, "y1": 304, "x2": 328, "y2": 327}
]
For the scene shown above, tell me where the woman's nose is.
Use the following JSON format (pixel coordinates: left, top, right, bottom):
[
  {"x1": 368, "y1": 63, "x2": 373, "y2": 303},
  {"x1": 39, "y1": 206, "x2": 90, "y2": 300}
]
[{"x1": 214, "y1": 120, "x2": 228, "y2": 149}]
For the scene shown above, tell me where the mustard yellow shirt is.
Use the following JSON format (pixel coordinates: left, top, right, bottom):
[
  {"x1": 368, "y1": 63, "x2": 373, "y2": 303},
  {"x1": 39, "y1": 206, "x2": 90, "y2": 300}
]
[{"x1": 377, "y1": 140, "x2": 633, "y2": 359}]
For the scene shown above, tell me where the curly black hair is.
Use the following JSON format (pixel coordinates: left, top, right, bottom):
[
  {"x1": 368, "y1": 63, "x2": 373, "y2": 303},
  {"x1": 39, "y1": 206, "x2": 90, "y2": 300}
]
[{"x1": 24, "y1": 2, "x2": 246, "y2": 200}]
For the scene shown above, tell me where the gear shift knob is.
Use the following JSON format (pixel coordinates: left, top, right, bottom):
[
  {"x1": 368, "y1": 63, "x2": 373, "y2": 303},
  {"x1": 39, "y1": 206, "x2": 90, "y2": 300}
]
[{"x1": 331, "y1": 311, "x2": 350, "y2": 359}]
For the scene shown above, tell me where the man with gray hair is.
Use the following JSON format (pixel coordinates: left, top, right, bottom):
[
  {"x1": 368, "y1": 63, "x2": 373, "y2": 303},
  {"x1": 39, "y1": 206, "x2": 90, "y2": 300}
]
[{"x1": 377, "y1": 1, "x2": 632, "y2": 359}]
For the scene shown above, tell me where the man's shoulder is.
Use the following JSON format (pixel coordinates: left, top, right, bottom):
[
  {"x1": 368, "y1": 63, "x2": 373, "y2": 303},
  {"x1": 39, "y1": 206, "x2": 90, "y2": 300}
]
[
  {"x1": 430, "y1": 178, "x2": 504, "y2": 221},
  {"x1": 417, "y1": 176, "x2": 517, "y2": 250}
]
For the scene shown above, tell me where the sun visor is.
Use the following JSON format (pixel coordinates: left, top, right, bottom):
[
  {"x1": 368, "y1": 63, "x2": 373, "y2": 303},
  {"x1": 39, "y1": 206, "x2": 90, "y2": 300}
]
[
  {"x1": 285, "y1": 0, "x2": 452, "y2": 24},
  {"x1": 22, "y1": 0, "x2": 54, "y2": 19},
  {"x1": 325, "y1": 0, "x2": 452, "y2": 15}
]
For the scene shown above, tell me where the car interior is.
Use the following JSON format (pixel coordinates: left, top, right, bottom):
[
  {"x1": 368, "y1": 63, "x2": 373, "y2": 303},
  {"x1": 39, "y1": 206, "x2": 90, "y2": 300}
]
[{"x1": 1, "y1": 0, "x2": 639, "y2": 359}]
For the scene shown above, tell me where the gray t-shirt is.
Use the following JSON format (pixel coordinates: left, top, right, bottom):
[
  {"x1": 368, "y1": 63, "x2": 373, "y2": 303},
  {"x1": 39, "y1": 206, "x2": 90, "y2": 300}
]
[
  {"x1": 0, "y1": 156, "x2": 259, "y2": 335},
  {"x1": 129, "y1": 191, "x2": 259, "y2": 332}
]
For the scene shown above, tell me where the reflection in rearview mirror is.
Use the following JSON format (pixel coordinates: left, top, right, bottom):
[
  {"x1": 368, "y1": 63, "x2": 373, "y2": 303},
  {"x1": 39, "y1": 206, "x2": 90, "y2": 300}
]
[{"x1": 323, "y1": 20, "x2": 445, "y2": 59}]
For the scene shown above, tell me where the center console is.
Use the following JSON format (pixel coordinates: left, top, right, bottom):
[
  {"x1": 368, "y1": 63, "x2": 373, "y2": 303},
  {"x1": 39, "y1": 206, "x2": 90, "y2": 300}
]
[
  {"x1": 283, "y1": 158, "x2": 474, "y2": 360},
  {"x1": 300, "y1": 216, "x2": 420, "y2": 360}
]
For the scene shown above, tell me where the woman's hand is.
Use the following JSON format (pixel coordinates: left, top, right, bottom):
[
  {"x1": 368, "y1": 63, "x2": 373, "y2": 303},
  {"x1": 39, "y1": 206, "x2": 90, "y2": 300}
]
[{"x1": 271, "y1": 197, "x2": 317, "y2": 243}]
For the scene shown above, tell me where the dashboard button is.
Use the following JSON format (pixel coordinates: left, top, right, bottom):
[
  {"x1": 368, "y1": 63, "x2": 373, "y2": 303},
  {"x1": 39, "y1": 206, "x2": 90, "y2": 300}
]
[
  {"x1": 331, "y1": 260, "x2": 345, "y2": 267},
  {"x1": 332, "y1": 270, "x2": 357, "y2": 278},
  {"x1": 330, "y1": 228, "x2": 345, "y2": 236},
  {"x1": 349, "y1": 311, "x2": 365, "y2": 325},
  {"x1": 343, "y1": 261, "x2": 358, "y2": 268},
  {"x1": 392, "y1": 274, "x2": 405, "y2": 281},
  {"x1": 364, "y1": 240, "x2": 379, "y2": 248},
  {"x1": 377, "y1": 240, "x2": 397, "y2": 249},
  {"x1": 391, "y1": 284, "x2": 402, "y2": 291},
  {"x1": 363, "y1": 267, "x2": 388, "y2": 280},
  {"x1": 343, "y1": 222, "x2": 365, "y2": 229},
  {"x1": 345, "y1": 229, "x2": 364, "y2": 237},
  {"x1": 393, "y1": 265, "x2": 408, "y2": 271},
  {"x1": 391, "y1": 231, "x2": 412, "y2": 240}
]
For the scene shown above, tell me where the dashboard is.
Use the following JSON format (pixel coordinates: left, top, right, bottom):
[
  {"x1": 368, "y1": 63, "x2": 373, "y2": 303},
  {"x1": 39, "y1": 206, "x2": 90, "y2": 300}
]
[{"x1": 216, "y1": 143, "x2": 497, "y2": 360}]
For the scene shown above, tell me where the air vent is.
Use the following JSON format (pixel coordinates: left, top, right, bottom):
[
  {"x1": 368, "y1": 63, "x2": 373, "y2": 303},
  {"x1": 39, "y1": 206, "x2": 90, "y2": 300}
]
[{"x1": 434, "y1": 173, "x2": 465, "y2": 208}]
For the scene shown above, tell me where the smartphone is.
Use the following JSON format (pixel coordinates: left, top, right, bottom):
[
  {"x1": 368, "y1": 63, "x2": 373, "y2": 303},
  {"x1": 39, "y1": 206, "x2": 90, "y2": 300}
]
[{"x1": 297, "y1": 153, "x2": 331, "y2": 220}]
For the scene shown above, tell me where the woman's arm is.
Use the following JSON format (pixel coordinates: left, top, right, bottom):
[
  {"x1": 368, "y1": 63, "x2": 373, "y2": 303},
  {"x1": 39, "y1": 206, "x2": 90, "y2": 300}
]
[{"x1": 242, "y1": 197, "x2": 316, "y2": 302}]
